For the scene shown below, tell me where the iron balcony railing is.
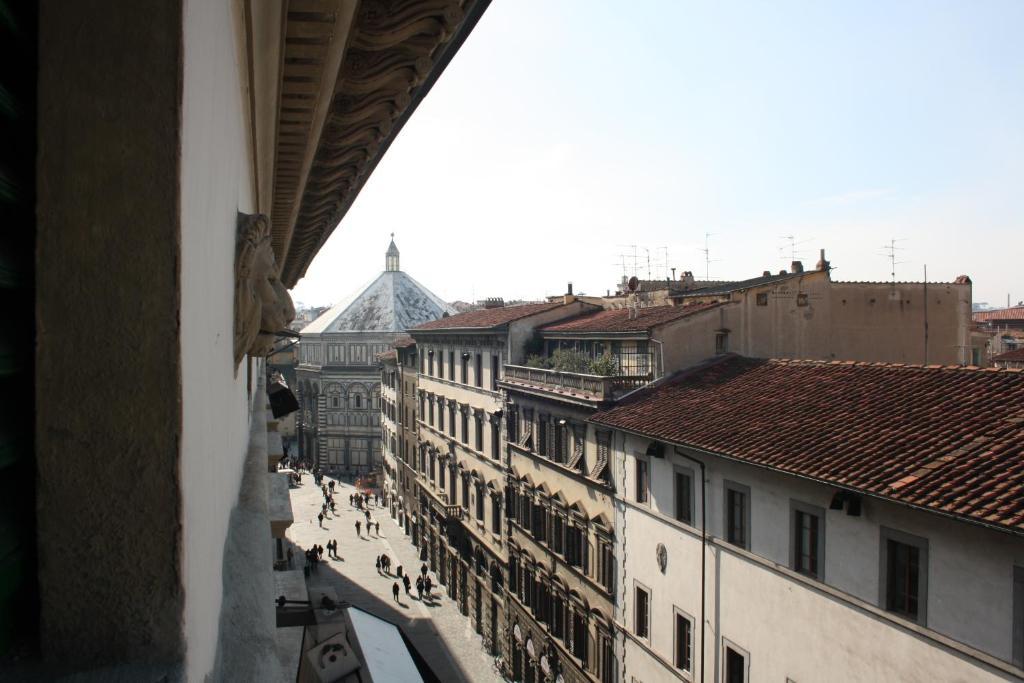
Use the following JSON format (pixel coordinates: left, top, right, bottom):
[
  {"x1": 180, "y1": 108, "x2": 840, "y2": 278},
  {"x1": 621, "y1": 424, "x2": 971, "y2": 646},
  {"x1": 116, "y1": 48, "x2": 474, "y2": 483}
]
[{"x1": 500, "y1": 364, "x2": 652, "y2": 401}]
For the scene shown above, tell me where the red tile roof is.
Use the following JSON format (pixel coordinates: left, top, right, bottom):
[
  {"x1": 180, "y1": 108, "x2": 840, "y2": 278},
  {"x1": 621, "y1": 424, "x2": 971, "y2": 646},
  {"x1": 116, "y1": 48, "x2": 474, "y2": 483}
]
[
  {"x1": 974, "y1": 306, "x2": 1024, "y2": 322},
  {"x1": 992, "y1": 348, "x2": 1024, "y2": 362},
  {"x1": 410, "y1": 302, "x2": 565, "y2": 331},
  {"x1": 377, "y1": 349, "x2": 398, "y2": 361},
  {"x1": 541, "y1": 302, "x2": 723, "y2": 334},
  {"x1": 393, "y1": 335, "x2": 416, "y2": 348},
  {"x1": 591, "y1": 356, "x2": 1024, "y2": 532}
]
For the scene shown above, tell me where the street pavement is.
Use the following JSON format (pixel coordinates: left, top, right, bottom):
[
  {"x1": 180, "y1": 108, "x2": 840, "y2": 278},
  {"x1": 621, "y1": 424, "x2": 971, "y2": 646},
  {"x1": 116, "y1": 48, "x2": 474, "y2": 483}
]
[{"x1": 284, "y1": 473, "x2": 505, "y2": 683}]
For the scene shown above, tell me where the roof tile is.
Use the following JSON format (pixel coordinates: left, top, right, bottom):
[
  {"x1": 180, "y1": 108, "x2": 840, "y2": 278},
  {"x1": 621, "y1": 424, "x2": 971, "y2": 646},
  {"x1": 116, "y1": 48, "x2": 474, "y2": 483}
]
[
  {"x1": 410, "y1": 302, "x2": 565, "y2": 331},
  {"x1": 591, "y1": 356, "x2": 1024, "y2": 532}
]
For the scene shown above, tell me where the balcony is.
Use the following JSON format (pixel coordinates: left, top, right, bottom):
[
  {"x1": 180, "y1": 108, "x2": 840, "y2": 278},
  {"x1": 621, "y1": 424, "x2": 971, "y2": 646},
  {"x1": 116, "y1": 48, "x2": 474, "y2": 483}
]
[{"x1": 499, "y1": 364, "x2": 652, "y2": 404}]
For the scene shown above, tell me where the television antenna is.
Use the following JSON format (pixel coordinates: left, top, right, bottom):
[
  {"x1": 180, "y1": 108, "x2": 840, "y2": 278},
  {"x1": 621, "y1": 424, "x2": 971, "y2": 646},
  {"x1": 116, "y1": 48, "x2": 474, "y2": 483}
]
[
  {"x1": 700, "y1": 232, "x2": 721, "y2": 281},
  {"x1": 879, "y1": 238, "x2": 907, "y2": 282},
  {"x1": 779, "y1": 234, "x2": 813, "y2": 263}
]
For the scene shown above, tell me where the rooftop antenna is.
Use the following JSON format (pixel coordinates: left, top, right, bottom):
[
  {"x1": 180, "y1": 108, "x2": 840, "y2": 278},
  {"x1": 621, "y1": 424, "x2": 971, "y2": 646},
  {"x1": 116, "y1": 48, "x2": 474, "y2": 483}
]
[
  {"x1": 779, "y1": 234, "x2": 813, "y2": 263},
  {"x1": 879, "y1": 238, "x2": 907, "y2": 282},
  {"x1": 642, "y1": 247, "x2": 652, "y2": 280},
  {"x1": 700, "y1": 232, "x2": 721, "y2": 281}
]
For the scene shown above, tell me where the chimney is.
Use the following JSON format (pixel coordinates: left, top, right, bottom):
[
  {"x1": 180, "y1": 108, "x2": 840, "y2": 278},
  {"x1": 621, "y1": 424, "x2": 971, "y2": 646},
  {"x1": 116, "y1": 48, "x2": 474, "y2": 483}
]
[
  {"x1": 482, "y1": 297, "x2": 504, "y2": 309},
  {"x1": 779, "y1": 269, "x2": 787, "y2": 276},
  {"x1": 815, "y1": 249, "x2": 830, "y2": 272},
  {"x1": 567, "y1": 282, "x2": 573, "y2": 295},
  {"x1": 763, "y1": 270, "x2": 771, "y2": 277},
  {"x1": 671, "y1": 267, "x2": 677, "y2": 280},
  {"x1": 564, "y1": 282, "x2": 576, "y2": 304},
  {"x1": 791, "y1": 260, "x2": 803, "y2": 273}
]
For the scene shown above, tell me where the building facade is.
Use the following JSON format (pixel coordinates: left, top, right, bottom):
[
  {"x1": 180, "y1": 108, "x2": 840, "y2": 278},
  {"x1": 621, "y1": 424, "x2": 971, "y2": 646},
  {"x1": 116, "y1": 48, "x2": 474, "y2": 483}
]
[
  {"x1": 593, "y1": 357, "x2": 1024, "y2": 683},
  {"x1": 407, "y1": 299, "x2": 597, "y2": 670},
  {"x1": 296, "y1": 240, "x2": 453, "y2": 473}
]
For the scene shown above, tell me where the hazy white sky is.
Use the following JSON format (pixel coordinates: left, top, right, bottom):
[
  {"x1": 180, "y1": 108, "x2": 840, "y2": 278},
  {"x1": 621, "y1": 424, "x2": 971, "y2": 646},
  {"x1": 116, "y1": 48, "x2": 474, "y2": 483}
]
[{"x1": 291, "y1": 0, "x2": 1023, "y2": 310}]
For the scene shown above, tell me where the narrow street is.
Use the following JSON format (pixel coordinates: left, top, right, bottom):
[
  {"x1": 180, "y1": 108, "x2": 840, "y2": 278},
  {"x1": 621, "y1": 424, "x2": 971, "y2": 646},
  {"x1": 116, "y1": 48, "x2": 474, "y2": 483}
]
[{"x1": 285, "y1": 474, "x2": 504, "y2": 683}]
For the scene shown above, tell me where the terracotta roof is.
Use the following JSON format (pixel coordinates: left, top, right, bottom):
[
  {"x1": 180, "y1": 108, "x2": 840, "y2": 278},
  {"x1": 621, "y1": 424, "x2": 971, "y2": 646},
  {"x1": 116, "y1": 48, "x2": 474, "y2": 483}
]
[
  {"x1": 974, "y1": 306, "x2": 1024, "y2": 322},
  {"x1": 410, "y1": 302, "x2": 565, "y2": 331},
  {"x1": 393, "y1": 335, "x2": 416, "y2": 349},
  {"x1": 377, "y1": 349, "x2": 398, "y2": 361},
  {"x1": 541, "y1": 303, "x2": 724, "y2": 334},
  {"x1": 591, "y1": 356, "x2": 1024, "y2": 533},
  {"x1": 671, "y1": 271, "x2": 809, "y2": 297},
  {"x1": 992, "y1": 348, "x2": 1024, "y2": 362}
]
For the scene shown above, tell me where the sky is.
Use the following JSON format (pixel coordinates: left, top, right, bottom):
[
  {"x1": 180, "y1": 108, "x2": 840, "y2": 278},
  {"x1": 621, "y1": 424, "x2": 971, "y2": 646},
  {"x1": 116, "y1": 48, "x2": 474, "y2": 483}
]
[{"x1": 290, "y1": 0, "x2": 1023, "y2": 310}]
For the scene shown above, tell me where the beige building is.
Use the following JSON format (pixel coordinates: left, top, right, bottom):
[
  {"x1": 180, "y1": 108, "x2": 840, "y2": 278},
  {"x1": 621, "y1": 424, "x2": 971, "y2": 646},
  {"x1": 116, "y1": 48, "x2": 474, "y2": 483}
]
[{"x1": 407, "y1": 299, "x2": 596, "y2": 667}]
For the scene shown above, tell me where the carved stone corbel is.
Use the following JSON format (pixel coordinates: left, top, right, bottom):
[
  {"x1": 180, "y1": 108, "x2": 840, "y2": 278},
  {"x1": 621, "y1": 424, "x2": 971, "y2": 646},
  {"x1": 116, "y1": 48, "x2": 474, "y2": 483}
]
[{"x1": 234, "y1": 213, "x2": 295, "y2": 368}]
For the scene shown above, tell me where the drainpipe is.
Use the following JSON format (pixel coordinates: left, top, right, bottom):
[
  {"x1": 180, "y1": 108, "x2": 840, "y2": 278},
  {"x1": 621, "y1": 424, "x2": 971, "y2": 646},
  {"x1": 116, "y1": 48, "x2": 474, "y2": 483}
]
[{"x1": 674, "y1": 446, "x2": 706, "y2": 683}]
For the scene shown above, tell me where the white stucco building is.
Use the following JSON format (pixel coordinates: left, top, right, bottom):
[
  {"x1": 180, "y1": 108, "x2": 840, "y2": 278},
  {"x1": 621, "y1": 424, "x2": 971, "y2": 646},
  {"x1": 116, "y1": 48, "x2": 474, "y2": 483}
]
[{"x1": 594, "y1": 357, "x2": 1024, "y2": 683}]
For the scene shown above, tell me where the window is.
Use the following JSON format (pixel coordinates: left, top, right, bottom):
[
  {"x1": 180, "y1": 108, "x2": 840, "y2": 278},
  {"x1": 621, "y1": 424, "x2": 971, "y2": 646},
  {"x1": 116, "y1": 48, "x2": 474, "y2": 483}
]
[
  {"x1": 755, "y1": 292, "x2": 768, "y2": 306},
  {"x1": 634, "y1": 583, "x2": 650, "y2": 639},
  {"x1": 461, "y1": 354, "x2": 468, "y2": 383},
  {"x1": 462, "y1": 476, "x2": 470, "y2": 509},
  {"x1": 449, "y1": 467, "x2": 456, "y2": 495},
  {"x1": 674, "y1": 610, "x2": 693, "y2": 672},
  {"x1": 474, "y1": 353, "x2": 482, "y2": 387},
  {"x1": 491, "y1": 354, "x2": 499, "y2": 390},
  {"x1": 566, "y1": 525, "x2": 584, "y2": 568},
  {"x1": 460, "y1": 409, "x2": 469, "y2": 445},
  {"x1": 538, "y1": 418, "x2": 548, "y2": 457},
  {"x1": 724, "y1": 481, "x2": 750, "y2": 549},
  {"x1": 598, "y1": 538, "x2": 614, "y2": 594},
  {"x1": 599, "y1": 631, "x2": 615, "y2": 683},
  {"x1": 438, "y1": 403, "x2": 444, "y2": 431},
  {"x1": 428, "y1": 350, "x2": 434, "y2": 376},
  {"x1": 475, "y1": 413, "x2": 484, "y2": 451},
  {"x1": 436, "y1": 349, "x2": 443, "y2": 378},
  {"x1": 448, "y1": 403, "x2": 456, "y2": 437},
  {"x1": 796, "y1": 292, "x2": 809, "y2": 306},
  {"x1": 723, "y1": 642, "x2": 748, "y2": 683},
  {"x1": 572, "y1": 609, "x2": 587, "y2": 661},
  {"x1": 427, "y1": 398, "x2": 434, "y2": 426},
  {"x1": 715, "y1": 331, "x2": 729, "y2": 354},
  {"x1": 491, "y1": 420, "x2": 500, "y2": 460},
  {"x1": 354, "y1": 394, "x2": 362, "y2": 408},
  {"x1": 551, "y1": 514, "x2": 564, "y2": 555},
  {"x1": 492, "y1": 496, "x2": 502, "y2": 534},
  {"x1": 448, "y1": 350, "x2": 454, "y2": 380},
  {"x1": 330, "y1": 396, "x2": 341, "y2": 409},
  {"x1": 674, "y1": 469, "x2": 693, "y2": 524},
  {"x1": 476, "y1": 485, "x2": 485, "y2": 521},
  {"x1": 635, "y1": 457, "x2": 649, "y2": 504},
  {"x1": 881, "y1": 527, "x2": 928, "y2": 624},
  {"x1": 791, "y1": 501, "x2": 825, "y2": 579}
]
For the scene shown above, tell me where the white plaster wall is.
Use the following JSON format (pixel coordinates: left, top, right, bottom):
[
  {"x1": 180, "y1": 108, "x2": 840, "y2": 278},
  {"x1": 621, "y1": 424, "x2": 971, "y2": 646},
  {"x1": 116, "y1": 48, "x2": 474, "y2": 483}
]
[
  {"x1": 180, "y1": 0, "x2": 256, "y2": 679},
  {"x1": 614, "y1": 433, "x2": 1024, "y2": 680}
]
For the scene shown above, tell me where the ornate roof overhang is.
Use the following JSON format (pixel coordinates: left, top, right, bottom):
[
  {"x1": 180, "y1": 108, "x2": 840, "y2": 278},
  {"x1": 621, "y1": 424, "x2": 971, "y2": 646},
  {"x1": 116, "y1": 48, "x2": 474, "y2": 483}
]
[{"x1": 272, "y1": 0, "x2": 491, "y2": 288}]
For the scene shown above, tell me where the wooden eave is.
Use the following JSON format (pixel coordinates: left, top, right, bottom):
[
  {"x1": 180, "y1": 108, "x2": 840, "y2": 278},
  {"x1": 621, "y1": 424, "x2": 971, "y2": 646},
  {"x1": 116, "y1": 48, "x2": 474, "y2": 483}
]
[{"x1": 271, "y1": 0, "x2": 491, "y2": 288}]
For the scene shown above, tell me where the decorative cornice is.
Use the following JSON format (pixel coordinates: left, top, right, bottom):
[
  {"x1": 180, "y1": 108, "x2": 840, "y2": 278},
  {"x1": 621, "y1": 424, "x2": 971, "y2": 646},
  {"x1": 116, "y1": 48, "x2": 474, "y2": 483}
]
[{"x1": 278, "y1": 0, "x2": 490, "y2": 287}]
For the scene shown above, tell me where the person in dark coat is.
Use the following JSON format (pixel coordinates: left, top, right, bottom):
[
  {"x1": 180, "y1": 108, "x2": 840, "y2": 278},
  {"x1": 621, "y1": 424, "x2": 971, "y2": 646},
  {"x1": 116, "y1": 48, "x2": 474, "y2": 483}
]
[
  {"x1": 317, "y1": 512, "x2": 324, "y2": 528},
  {"x1": 392, "y1": 582, "x2": 400, "y2": 602},
  {"x1": 415, "y1": 576, "x2": 424, "y2": 600},
  {"x1": 355, "y1": 520, "x2": 361, "y2": 536},
  {"x1": 403, "y1": 574, "x2": 411, "y2": 594},
  {"x1": 376, "y1": 556, "x2": 382, "y2": 574},
  {"x1": 424, "y1": 576, "x2": 432, "y2": 597}
]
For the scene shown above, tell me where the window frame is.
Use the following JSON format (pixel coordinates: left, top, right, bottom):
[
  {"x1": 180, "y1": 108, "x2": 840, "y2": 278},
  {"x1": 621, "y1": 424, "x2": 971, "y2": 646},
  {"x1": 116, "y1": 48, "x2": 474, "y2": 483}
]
[
  {"x1": 879, "y1": 526, "x2": 929, "y2": 626},
  {"x1": 634, "y1": 581, "x2": 651, "y2": 641},
  {"x1": 723, "y1": 480, "x2": 751, "y2": 550},
  {"x1": 674, "y1": 466, "x2": 694, "y2": 526},
  {"x1": 673, "y1": 607, "x2": 694, "y2": 673},
  {"x1": 634, "y1": 454, "x2": 650, "y2": 505},
  {"x1": 721, "y1": 639, "x2": 749, "y2": 683},
  {"x1": 789, "y1": 499, "x2": 826, "y2": 580}
]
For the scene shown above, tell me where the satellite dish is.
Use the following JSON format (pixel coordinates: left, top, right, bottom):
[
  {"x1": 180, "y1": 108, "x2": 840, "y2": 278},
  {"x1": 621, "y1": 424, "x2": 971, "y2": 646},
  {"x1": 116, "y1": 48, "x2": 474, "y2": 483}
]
[{"x1": 627, "y1": 276, "x2": 639, "y2": 292}]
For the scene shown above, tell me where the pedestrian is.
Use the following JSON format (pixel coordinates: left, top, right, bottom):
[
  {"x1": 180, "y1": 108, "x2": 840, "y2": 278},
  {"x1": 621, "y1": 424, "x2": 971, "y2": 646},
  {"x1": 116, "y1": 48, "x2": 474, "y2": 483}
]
[
  {"x1": 331, "y1": 539, "x2": 339, "y2": 558},
  {"x1": 421, "y1": 563, "x2": 428, "y2": 578},
  {"x1": 286, "y1": 547, "x2": 294, "y2": 568},
  {"x1": 375, "y1": 493, "x2": 381, "y2": 506},
  {"x1": 355, "y1": 520, "x2": 361, "y2": 536},
  {"x1": 349, "y1": 493, "x2": 354, "y2": 506},
  {"x1": 392, "y1": 582, "x2": 400, "y2": 602},
  {"x1": 330, "y1": 501, "x2": 336, "y2": 514},
  {"x1": 403, "y1": 574, "x2": 411, "y2": 594},
  {"x1": 318, "y1": 544, "x2": 324, "y2": 560},
  {"x1": 318, "y1": 512, "x2": 324, "y2": 528},
  {"x1": 415, "y1": 577, "x2": 423, "y2": 600},
  {"x1": 425, "y1": 576, "x2": 432, "y2": 597},
  {"x1": 397, "y1": 565, "x2": 403, "y2": 578},
  {"x1": 329, "y1": 480, "x2": 335, "y2": 493},
  {"x1": 376, "y1": 556, "x2": 382, "y2": 574},
  {"x1": 364, "y1": 509, "x2": 370, "y2": 523},
  {"x1": 382, "y1": 554, "x2": 390, "y2": 574}
]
